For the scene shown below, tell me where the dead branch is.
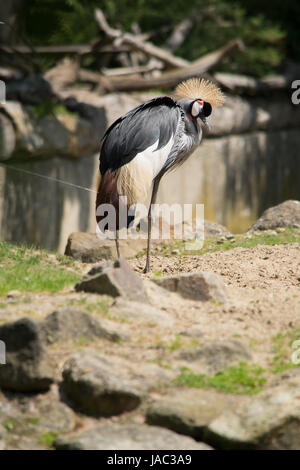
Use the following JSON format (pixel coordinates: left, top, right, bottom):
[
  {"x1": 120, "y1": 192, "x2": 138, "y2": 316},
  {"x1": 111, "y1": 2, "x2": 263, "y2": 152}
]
[
  {"x1": 94, "y1": 8, "x2": 189, "y2": 69},
  {"x1": 164, "y1": 17, "x2": 194, "y2": 52},
  {"x1": 102, "y1": 62, "x2": 163, "y2": 77},
  {"x1": 0, "y1": 44, "x2": 131, "y2": 54}
]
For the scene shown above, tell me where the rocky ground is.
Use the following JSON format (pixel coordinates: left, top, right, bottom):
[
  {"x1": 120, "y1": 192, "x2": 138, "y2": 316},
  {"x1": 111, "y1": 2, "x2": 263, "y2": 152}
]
[{"x1": 0, "y1": 200, "x2": 300, "y2": 450}]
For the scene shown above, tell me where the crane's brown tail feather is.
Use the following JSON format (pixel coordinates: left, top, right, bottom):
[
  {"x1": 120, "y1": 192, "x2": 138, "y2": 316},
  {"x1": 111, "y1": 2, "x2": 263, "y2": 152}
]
[{"x1": 96, "y1": 170, "x2": 135, "y2": 230}]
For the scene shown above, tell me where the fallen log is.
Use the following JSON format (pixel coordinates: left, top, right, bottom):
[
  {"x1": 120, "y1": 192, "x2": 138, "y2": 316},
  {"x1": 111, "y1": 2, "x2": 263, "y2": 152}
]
[{"x1": 76, "y1": 39, "x2": 243, "y2": 92}]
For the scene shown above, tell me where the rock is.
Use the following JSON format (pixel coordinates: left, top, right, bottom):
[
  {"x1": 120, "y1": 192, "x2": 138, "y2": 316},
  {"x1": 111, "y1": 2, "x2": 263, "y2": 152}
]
[
  {"x1": 204, "y1": 221, "x2": 233, "y2": 238},
  {"x1": 40, "y1": 307, "x2": 123, "y2": 344},
  {"x1": 33, "y1": 402, "x2": 75, "y2": 434},
  {"x1": 0, "y1": 423, "x2": 6, "y2": 451},
  {"x1": 109, "y1": 299, "x2": 173, "y2": 326},
  {"x1": 54, "y1": 423, "x2": 212, "y2": 450},
  {"x1": 0, "y1": 100, "x2": 102, "y2": 160},
  {"x1": 6, "y1": 75, "x2": 55, "y2": 105},
  {"x1": 44, "y1": 58, "x2": 78, "y2": 93},
  {"x1": 6, "y1": 290, "x2": 22, "y2": 298},
  {"x1": 0, "y1": 307, "x2": 126, "y2": 393},
  {"x1": 248, "y1": 200, "x2": 300, "y2": 231},
  {"x1": 146, "y1": 389, "x2": 232, "y2": 440},
  {"x1": 178, "y1": 339, "x2": 252, "y2": 373},
  {"x1": 1, "y1": 402, "x2": 75, "y2": 450},
  {"x1": 0, "y1": 112, "x2": 16, "y2": 160},
  {"x1": 62, "y1": 351, "x2": 142, "y2": 416},
  {"x1": 180, "y1": 327, "x2": 204, "y2": 338},
  {"x1": 171, "y1": 219, "x2": 233, "y2": 241},
  {"x1": 0, "y1": 318, "x2": 55, "y2": 392},
  {"x1": 152, "y1": 271, "x2": 227, "y2": 303},
  {"x1": 206, "y1": 376, "x2": 300, "y2": 449},
  {"x1": 75, "y1": 257, "x2": 148, "y2": 303},
  {"x1": 65, "y1": 232, "x2": 147, "y2": 262}
]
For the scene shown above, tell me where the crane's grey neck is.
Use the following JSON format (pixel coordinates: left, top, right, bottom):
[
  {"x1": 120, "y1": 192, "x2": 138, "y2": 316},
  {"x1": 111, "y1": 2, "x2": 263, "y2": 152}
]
[{"x1": 177, "y1": 98, "x2": 202, "y2": 140}]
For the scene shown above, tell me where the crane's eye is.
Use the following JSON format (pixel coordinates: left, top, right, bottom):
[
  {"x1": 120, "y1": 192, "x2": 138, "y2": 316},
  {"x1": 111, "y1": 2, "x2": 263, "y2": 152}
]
[
  {"x1": 203, "y1": 102, "x2": 212, "y2": 117},
  {"x1": 191, "y1": 100, "x2": 203, "y2": 117}
]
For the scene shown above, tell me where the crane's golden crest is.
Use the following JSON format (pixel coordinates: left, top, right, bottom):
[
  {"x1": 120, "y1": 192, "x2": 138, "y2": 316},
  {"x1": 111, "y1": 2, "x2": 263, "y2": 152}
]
[{"x1": 174, "y1": 78, "x2": 225, "y2": 107}]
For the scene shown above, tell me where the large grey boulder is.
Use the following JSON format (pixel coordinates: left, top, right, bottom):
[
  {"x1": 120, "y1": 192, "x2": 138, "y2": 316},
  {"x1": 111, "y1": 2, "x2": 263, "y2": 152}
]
[
  {"x1": 146, "y1": 388, "x2": 233, "y2": 440},
  {"x1": 1, "y1": 402, "x2": 75, "y2": 450},
  {"x1": 152, "y1": 271, "x2": 227, "y2": 303},
  {"x1": 178, "y1": 339, "x2": 252, "y2": 373},
  {"x1": 54, "y1": 423, "x2": 212, "y2": 450},
  {"x1": 248, "y1": 200, "x2": 300, "y2": 231},
  {"x1": 65, "y1": 232, "x2": 146, "y2": 262},
  {"x1": 0, "y1": 318, "x2": 55, "y2": 392},
  {"x1": 62, "y1": 351, "x2": 142, "y2": 416},
  {"x1": 0, "y1": 308, "x2": 125, "y2": 392},
  {"x1": 6, "y1": 75, "x2": 55, "y2": 105},
  {"x1": 206, "y1": 376, "x2": 300, "y2": 449},
  {"x1": 75, "y1": 257, "x2": 148, "y2": 302},
  {"x1": 40, "y1": 307, "x2": 123, "y2": 344}
]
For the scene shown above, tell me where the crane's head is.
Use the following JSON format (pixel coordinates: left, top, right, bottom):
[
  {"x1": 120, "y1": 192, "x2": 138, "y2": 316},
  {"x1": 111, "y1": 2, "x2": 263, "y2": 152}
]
[{"x1": 174, "y1": 78, "x2": 224, "y2": 130}]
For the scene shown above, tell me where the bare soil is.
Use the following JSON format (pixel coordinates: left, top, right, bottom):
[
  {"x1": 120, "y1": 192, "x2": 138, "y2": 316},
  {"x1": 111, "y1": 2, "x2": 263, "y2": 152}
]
[
  {"x1": 1, "y1": 242, "x2": 300, "y2": 374},
  {"x1": 131, "y1": 243, "x2": 300, "y2": 355}
]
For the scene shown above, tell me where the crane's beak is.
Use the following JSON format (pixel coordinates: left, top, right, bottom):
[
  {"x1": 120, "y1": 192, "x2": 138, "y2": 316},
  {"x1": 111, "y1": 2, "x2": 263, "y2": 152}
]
[{"x1": 198, "y1": 113, "x2": 211, "y2": 131}]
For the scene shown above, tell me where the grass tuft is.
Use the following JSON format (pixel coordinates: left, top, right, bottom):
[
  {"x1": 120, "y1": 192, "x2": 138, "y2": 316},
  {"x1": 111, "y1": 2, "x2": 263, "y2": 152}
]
[
  {"x1": 0, "y1": 242, "x2": 80, "y2": 296},
  {"x1": 148, "y1": 227, "x2": 300, "y2": 258},
  {"x1": 174, "y1": 362, "x2": 267, "y2": 395}
]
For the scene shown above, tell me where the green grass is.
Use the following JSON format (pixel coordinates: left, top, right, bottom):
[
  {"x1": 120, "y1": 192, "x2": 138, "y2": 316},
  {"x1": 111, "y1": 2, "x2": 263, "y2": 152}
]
[
  {"x1": 270, "y1": 328, "x2": 300, "y2": 374},
  {"x1": 167, "y1": 334, "x2": 185, "y2": 352},
  {"x1": 3, "y1": 420, "x2": 14, "y2": 431},
  {"x1": 0, "y1": 242, "x2": 80, "y2": 296},
  {"x1": 174, "y1": 362, "x2": 267, "y2": 395},
  {"x1": 144, "y1": 227, "x2": 300, "y2": 258},
  {"x1": 38, "y1": 431, "x2": 59, "y2": 447}
]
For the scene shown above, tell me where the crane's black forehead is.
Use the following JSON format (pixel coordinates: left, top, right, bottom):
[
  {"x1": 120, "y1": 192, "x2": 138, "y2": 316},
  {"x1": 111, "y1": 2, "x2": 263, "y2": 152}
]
[{"x1": 99, "y1": 96, "x2": 181, "y2": 175}]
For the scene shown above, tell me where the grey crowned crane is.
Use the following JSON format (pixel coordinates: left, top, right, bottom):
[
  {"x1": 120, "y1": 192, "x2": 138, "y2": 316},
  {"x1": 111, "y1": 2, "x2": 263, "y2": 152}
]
[{"x1": 96, "y1": 78, "x2": 224, "y2": 272}]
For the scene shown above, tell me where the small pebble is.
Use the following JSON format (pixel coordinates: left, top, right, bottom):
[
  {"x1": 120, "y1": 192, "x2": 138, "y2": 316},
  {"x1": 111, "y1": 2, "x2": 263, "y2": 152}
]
[{"x1": 6, "y1": 290, "x2": 22, "y2": 298}]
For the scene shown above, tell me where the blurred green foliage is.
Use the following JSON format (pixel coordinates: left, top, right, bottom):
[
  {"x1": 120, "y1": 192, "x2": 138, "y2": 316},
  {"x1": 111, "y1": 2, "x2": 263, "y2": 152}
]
[{"x1": 18, "y1": 0, "x2": 299, "y2": 77}]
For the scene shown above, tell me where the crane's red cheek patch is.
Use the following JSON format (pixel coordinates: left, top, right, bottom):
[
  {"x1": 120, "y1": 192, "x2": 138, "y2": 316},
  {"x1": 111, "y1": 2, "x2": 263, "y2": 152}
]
[{"x1": 188, "y1": 113, "x2": 193, "y2": 121}]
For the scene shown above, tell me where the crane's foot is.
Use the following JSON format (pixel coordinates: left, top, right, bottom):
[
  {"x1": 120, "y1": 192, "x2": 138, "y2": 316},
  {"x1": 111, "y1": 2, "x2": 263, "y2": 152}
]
[{"x1": 143, "y1": 262, "x2": 150, "y2": 274}]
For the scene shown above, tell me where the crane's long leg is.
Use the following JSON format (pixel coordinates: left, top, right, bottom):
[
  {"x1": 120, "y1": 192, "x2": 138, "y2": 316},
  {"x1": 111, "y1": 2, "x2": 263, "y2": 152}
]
[
  {"x1": 115, "y1": 229, "x2": 120, "y2": 258},
  {"x1": 143, "y1": 177, "x2": 161, "y2": 274}
]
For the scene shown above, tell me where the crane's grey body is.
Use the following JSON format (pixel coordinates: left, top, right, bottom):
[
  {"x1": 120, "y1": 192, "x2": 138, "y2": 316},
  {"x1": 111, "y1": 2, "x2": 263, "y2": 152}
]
[{"x1": 100, "y1": 96, "x2": 202, "y2": 181}]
